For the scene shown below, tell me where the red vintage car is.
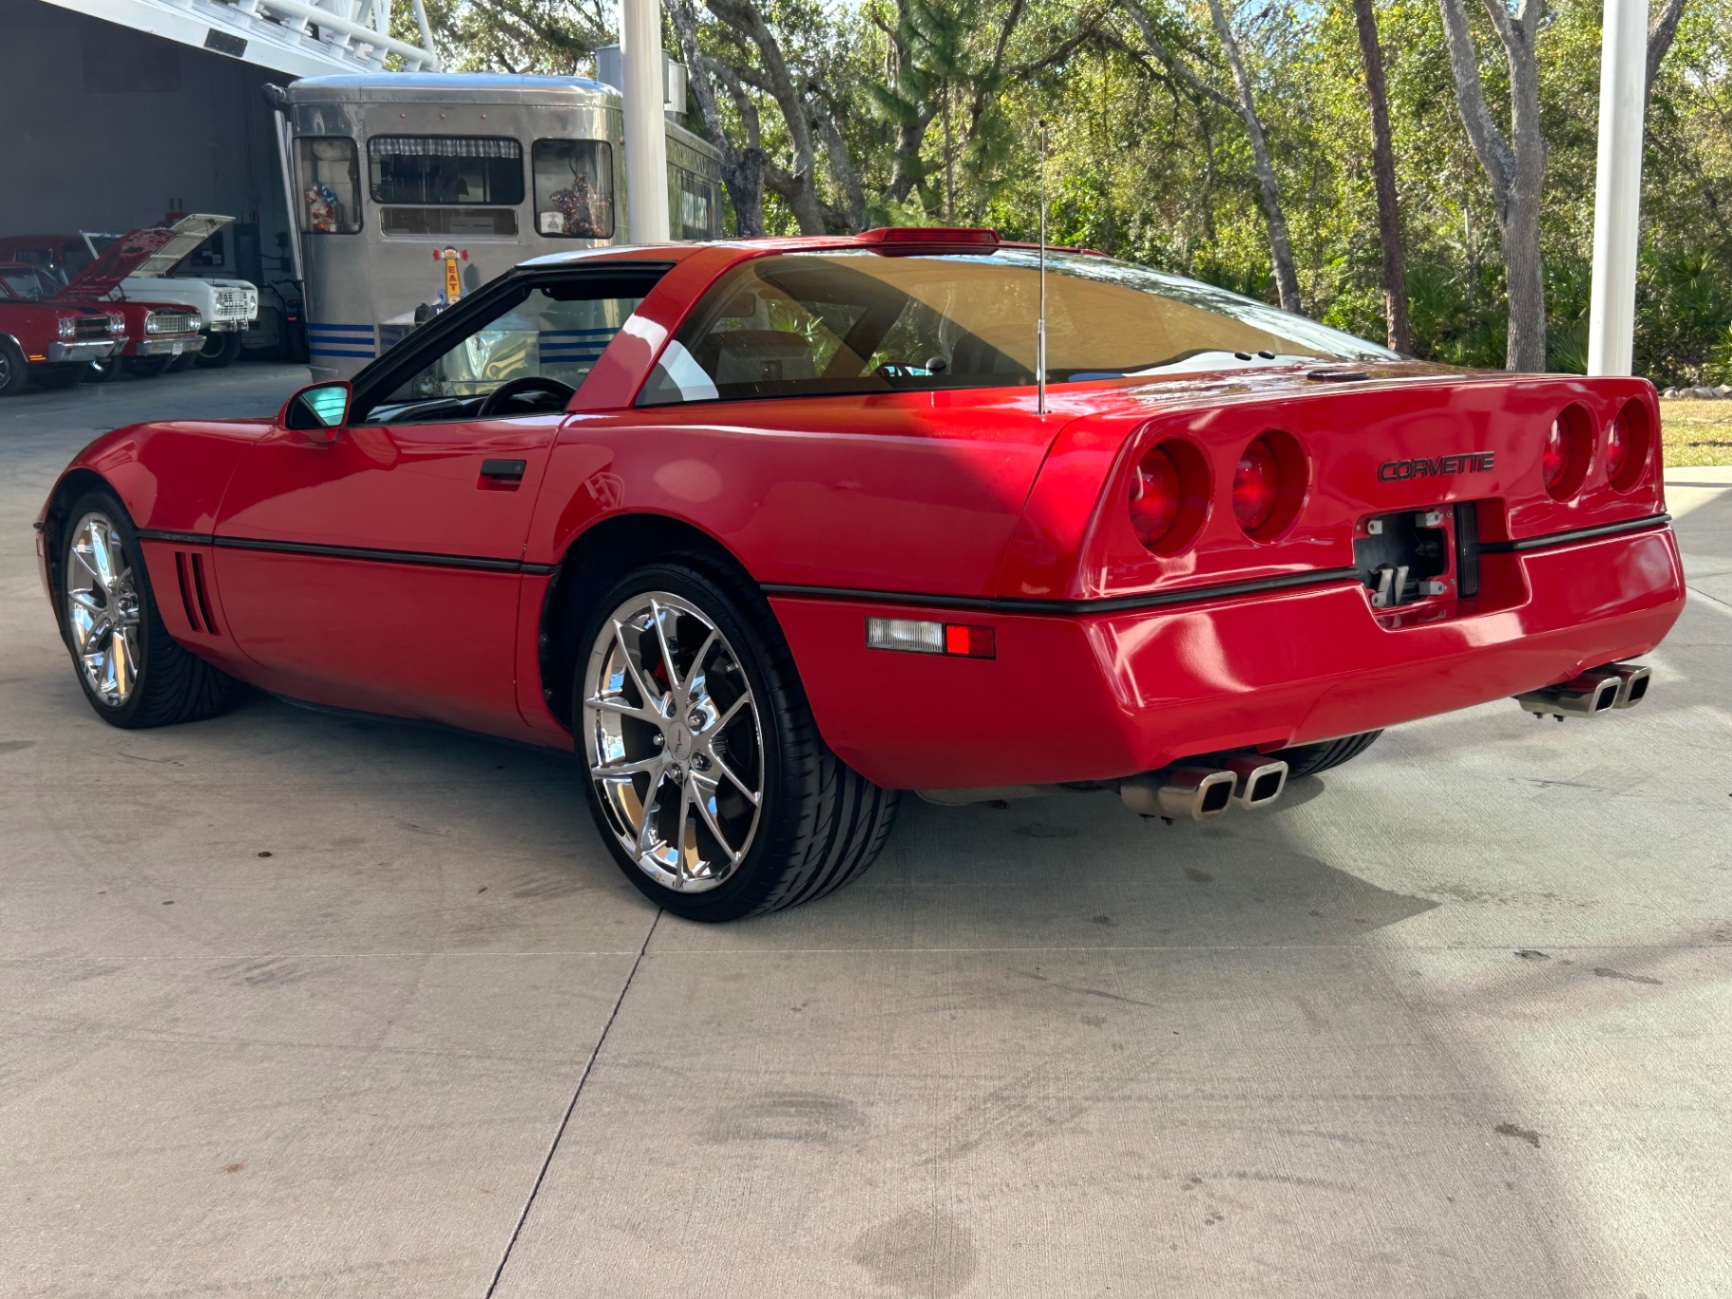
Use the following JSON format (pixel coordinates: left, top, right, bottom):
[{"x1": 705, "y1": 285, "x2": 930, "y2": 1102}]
[
  {"x1": 0, "y1": 263, "x2": 124, "y2": 394},
  {"x1": 35, "y1": 229, "x2": 1684, "y2": 919}
]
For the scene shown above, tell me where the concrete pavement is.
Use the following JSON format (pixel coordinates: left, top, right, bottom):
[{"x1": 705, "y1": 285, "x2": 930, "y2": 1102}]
[{"x1": 1, "y1": 367, "x2": 1728, "y2": 1298}]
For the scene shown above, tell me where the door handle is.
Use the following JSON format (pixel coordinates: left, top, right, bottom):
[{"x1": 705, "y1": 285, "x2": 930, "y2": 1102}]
[{"x1": 479, "y1": 459, "x2": 527, "y2": 484}]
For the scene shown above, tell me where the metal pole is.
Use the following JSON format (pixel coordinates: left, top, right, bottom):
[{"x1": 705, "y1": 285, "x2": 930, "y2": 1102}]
[
  {"x1": 1036, "y1": 121, "x2": 1047, "y2": 416},
  {"x1": 620, "y1": 0, "x2": 671, "y2": 244},
  {"x1": 1587, "y1": 0, "x2": 1649, "y2": 376}
]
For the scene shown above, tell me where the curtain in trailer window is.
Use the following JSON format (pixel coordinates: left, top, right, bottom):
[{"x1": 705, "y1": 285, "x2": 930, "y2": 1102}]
[{"x1": 368, "y1": 136, "x2": 525, "y2": 206}]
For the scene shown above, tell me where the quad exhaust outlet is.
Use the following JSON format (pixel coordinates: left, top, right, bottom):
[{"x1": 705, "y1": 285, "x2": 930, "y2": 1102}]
[
  {"x1": 1120, "y1": 757, "x2": 1290, "y2": 821},
  {"x1": 1515, "y1": 661, "x2": 1651, "y2": 719}
]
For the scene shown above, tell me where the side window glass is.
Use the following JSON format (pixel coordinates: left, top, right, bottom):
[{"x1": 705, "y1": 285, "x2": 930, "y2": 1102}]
[
  {"x1": 639, "y1": 263, "x2": 868, "y2": 406},
  {"x1": 383, "y1": 286, "x2": 641, "y2": 405},
  {"x1": 297, "y1": 137, "x2": 362, "y2": 234},
  {"x1": 534, "y1": 140, "x2": 615, "y2": 238}
]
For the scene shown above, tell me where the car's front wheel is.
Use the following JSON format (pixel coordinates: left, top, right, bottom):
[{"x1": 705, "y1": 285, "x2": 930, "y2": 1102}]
[
  {"x1": 55, "y1": 490, "x2": 239, "y2": 728},
  {"x1": 195, "y1": 330, "x2": 243, "y2": 368},
  {"x1": 576, "y1": 561, "x2": 898, "y2": 921}
]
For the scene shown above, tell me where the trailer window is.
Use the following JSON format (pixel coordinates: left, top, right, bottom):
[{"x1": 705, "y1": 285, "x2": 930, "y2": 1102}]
[
  {"x1": 670, "y1": 166, "x2": 721, "y2": 240},
  {"x1": 297, "y1": 137, "x2": 362, "y2": 234},
  {"x1": 369, "y1": 136, "x2": 524, "y2": 206},
  {"x1": 533, "y1": 140, "x2": 614, "y2": 238}
]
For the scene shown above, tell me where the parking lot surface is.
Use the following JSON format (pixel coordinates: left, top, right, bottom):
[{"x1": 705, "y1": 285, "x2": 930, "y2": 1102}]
[{"x1": 2, "y1": 367, "x2": 1729, "y2": 1298}]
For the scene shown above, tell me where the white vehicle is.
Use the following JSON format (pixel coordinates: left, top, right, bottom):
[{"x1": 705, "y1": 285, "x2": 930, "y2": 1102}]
[{"x1": 80, "y1": 216, "x2": 260, "y2": 368}]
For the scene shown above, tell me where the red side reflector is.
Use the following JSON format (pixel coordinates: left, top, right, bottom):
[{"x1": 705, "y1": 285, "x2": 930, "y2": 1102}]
[{"x1": 944, "y1": 624, "x2": 996, "y2": 658}]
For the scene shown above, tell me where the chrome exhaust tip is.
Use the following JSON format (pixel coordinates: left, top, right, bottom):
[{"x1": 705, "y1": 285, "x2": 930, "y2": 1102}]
[
  {"x1": 1120, "y1": 767, "x2": 1237, "y2": 820},
  {"x1": 1603, "y1": 662, "x2": 1651, "y2": 709},
  {"x1": 1224, "y1": 756, "x2": 1289, "y2": 809},
  {"x1": 1515, "y1": 670, "x2": 1621, "y2": 718}
]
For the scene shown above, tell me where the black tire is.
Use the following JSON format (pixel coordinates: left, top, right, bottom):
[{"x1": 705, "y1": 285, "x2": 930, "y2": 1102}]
[
  {"x1": 194, "y1": 330, "x2": 243, "y2": 368},
  {"x1": 54, "y1": 489, "x2": 239, "y2": 729},
  {"x1": 89, "y1": 357, "x2": 122, "y2": 384},
  {"x1": 168, "y1": 351, "x2": 197, "y2": 373},
  {"x1": 1276, "y1": 730, "x2": 1383, "y2": 778},
  {"x1": 0, "y1": 338, "x2": 24, "y2": 396},
  {"x1": 34, "y1": 364, "x2": 89, "y2": 390},
  {"x1": 575, "y1": 559, "x2": 899, "y2": 921}
]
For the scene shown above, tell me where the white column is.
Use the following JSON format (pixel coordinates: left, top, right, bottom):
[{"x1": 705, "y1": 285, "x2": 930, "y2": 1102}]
[
  {"x1": 620, "y1": 0, "x2": 671, "y2": 244},
  {"x1": 1587, "y1": 0, "x2": 1650, "y2": 376}
]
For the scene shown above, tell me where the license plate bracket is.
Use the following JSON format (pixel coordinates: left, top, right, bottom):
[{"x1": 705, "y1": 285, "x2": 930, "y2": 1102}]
[{"x1": 1355, "y1": 509, "x2": 1451, "y2": 608}]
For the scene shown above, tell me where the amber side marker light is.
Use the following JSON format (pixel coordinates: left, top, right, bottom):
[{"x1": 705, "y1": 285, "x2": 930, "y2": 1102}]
[{"x1": 866, "y1": 617, "x2": 997, "y2": 659}]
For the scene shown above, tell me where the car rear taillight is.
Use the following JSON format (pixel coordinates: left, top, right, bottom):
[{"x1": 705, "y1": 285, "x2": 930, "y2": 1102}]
[
  {"x1": 1544, "y1": 404, "x2": 1593, "y2": 500},
  {"x1": 1605, "y1": 398, "x2": 1652, "y2": 492},
  {"x1": 1233, "y1": 437, "x2": 1280, "y2": 532},
  {"x1": 1128, "y1": 438, "x2": 1210, "y2": 554},
  {"x1": 1130, "y1": 448, "x2": 1180, "y2": 544}
]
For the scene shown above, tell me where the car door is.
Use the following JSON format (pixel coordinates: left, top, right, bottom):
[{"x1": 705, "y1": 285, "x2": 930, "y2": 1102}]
[{"x1": 214, "y1": 265, "x2": 667, "y2": 734}]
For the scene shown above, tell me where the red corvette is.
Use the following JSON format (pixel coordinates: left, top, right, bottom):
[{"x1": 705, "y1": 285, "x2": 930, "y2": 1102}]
[{"x1": 36, "y1": 229, "x2": 1684, "y2": 919}]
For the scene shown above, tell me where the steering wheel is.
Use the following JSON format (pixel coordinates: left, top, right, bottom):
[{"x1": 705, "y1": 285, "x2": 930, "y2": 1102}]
[{"x1": 477, "y1": 375, "x2": 577, "y2": 418}]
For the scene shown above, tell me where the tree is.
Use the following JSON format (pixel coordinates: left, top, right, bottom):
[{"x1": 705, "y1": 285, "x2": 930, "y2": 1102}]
[
  {"x1": 1350, "y1": 0, "x2": 1411, "y2": 352},
  {"x1": 1120, "y1": 0, "x2": 1301, "y2": 312}
]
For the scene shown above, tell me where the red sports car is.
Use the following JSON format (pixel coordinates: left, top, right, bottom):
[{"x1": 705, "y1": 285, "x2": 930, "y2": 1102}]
[{"x1": 36, "y1": 229, "x2": 1684, "y2": 919}]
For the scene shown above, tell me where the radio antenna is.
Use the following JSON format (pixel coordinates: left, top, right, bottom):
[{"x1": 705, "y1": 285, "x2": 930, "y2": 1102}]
[{"x1": 1036, "y1": 120, "x2": 1049, "y2": 416}]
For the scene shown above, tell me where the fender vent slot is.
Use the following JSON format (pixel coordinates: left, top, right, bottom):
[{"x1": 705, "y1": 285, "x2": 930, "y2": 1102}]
[
  {"x1": 190, "y1": 553, "x2": 218, "y2": 634},
  {"x1": 174, "y1": 552, "x2": 203, "y2": 633}
]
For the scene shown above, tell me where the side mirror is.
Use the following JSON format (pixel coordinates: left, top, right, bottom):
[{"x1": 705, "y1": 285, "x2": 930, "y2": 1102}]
[{"x1": 282, "y1": 381, "x2": 352, "y2": 441}]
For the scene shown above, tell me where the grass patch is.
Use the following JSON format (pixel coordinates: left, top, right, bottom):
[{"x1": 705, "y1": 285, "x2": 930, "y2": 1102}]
[{"x1": 1658, "y1": 400, "x2": 1732, "y2": 468}]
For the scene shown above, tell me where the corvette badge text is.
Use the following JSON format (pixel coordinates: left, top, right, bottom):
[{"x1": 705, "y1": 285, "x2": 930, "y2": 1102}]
[{"x1": 1378, "y1": 451, "x2": 1496, "y2": 482}]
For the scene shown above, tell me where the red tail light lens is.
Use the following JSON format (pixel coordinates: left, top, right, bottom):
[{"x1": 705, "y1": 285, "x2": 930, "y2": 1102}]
[
  {"x1": 1604, "y1": 419, "x2": 1628, "y2": 482},
  {"x1": 1130, "y1": 448, "x2": 1182, "y2": 546},
  {"x1": 1233, "y1": 436, "x2": 1281, "y2": 532},
  {"x1": 1544, "y1": 405, "x2": 1593, "y2": 500},
  {"x1": 1605, "y1": 398, "x2": 1652, "y2": 492},
  {"x1": 1127, "y1": 438, "x2": 1210, "y2": 554}
]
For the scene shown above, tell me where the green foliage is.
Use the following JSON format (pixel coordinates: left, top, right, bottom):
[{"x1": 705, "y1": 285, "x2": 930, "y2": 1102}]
[{"x1": 441, "y1": 0, "x2": 1732, "y2": 382}]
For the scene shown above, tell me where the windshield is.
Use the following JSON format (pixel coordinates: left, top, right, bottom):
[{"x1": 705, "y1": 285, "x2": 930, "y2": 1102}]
[
  {"x1": 0, "y1": 267, "x2": 60, "y2": 300},
  {"x1": 639, "y1": 249, "x2": 1395, "y2": 406}
]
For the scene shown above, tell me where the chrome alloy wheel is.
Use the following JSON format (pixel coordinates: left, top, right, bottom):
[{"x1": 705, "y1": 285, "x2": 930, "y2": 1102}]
[
  {"x1": 582, "y1": 591, "x2": 765, "y2": 892},
  {"x1": 65, "y1": 512, "x2": 143, "y2": 708}
]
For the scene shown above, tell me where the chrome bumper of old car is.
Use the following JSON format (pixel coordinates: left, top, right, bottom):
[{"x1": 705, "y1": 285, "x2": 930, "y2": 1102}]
[
  {"x1": 134, "y1": 336, "x2": 200, "y2": 357},
  {"x1": 48, "y1": 340, "x2": 120, "y2": 362}
]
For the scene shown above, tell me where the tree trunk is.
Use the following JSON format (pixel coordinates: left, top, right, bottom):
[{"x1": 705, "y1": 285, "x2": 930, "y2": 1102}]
[
  {"x1": 667, "y1": 0, "x2": 767, "y2": 235},
  {"x1": 1437, "y1": 0, "x2": 1548, "y2": 371},
  {"x1": 1204, "y1": 0, "x2": 1302, "y2": 313},
  {"x1": 1350, "y1": 0, "x2": 1411, "y2": 353}
]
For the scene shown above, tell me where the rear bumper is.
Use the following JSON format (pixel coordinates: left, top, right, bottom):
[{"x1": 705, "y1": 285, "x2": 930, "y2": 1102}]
[{"x1": 771, "y1": 525, "x2": 1686, "y2": 790}]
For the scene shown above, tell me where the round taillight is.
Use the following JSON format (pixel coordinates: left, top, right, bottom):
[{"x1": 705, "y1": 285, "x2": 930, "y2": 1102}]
[
  {"x1": 1544, "y1": 405, "x2": 1593, "y2": 500},
  {"x1": 1605, "y1": 398, "x2": 1652, "y2": 492},
  {"x1": 1542, "y1": 420, "x2": 1568, "y2": 490},
  {"x1": 1128, "y1": 437, "x2": 1210, "y2": 554},
  {"x1": 1605, "y1": 419, "x2": 1629, "y2": 482},
  {"x1": 1233, "y1": 436, "x2": 1281, "y2": 532},
  {"x1": 1130, "y1": 448, "x2": 1181, "y2": 546}
]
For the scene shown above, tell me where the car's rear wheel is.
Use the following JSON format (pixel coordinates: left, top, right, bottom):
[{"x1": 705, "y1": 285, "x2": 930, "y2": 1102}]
[
  {"x1": 195, "y1": 330, "x2": 243, "y2": 368},
  {"x1": 0, "y1": 339, "x2": 24, "y2": 396},
  {"x1": 56, "y1": 490, "x2": 239, "y2": 728},
  {"x1": 576, "y1": 561, "x2": 898, "y2": 921},
  {"x1": 1276, "y1": 730, "x2": 1383, "y2": 778}
]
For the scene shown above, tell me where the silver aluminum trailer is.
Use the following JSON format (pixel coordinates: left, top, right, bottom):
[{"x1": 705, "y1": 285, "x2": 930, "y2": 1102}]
[{"x1": 271, "y1": 72, "x2": 723, "y2": 380}]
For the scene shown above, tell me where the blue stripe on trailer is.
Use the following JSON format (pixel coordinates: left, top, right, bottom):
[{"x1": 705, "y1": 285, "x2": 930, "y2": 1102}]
[
  {"x1": 309, "y1": 346, "x2": 378, "y2": 358},
  {"x1": 308, "y1": 322, "x2": 376, "y2": 335}
]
